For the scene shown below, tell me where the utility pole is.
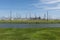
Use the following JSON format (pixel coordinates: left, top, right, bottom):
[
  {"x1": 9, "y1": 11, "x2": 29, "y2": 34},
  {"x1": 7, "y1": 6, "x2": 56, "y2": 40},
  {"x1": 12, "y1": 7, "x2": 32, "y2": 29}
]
[
  {"x1": 44, "y1": 13, "x2": 46, "y2": 20},
  {"x1": 47, "y1": 11, "x2": 48, "y2": 21},
  {"x1": 10, "y1": 10, "x2": 12, "y2": 21},
  {"x1": 26, "y1": 13, "x2": 27, "y2": 19},
  {"x1": 34, "y1": 13, "x2": 37, "y2": 19},
  {"x1": 19, "y1": 14, "x2": 21, "y2": 19},
  {"x1": 16, "y1": 13, "x2": 21, "y2": 20},
  {"x1": 16, "y1": 13, "x2": 18, "y2": 20},
  {"x1": 29, "y1": 13, "x2": 31, "y2": 19}
]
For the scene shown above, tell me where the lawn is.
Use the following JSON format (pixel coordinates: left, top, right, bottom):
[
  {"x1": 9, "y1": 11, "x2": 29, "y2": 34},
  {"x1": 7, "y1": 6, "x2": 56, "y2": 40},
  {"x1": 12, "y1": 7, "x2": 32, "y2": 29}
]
[{"x1": 0, "y1": 28, "x2": 60, "y2": 40}]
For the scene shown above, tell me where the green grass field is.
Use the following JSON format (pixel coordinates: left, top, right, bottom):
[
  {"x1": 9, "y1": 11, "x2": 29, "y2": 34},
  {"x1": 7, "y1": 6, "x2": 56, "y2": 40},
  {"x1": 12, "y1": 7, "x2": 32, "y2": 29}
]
[
  {"x1": 0, "y1": 20, "x2": 60, "y2": 24},
  {"x1": 0, "y1": 28, "x2": 60, "y2": 40}
]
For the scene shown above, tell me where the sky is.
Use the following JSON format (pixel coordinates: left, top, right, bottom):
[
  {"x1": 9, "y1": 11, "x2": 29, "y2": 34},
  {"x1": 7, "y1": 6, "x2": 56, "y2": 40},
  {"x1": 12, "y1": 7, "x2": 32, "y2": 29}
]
[{"x1": 0, "y1": 0, "x2": 60, "y2": 19}]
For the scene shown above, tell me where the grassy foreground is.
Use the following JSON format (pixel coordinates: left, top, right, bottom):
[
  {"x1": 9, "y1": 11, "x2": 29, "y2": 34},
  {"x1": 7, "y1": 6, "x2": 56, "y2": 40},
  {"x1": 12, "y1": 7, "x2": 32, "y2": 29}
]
[
  {"x1": 0, "y1": 28, "x2": 60, "y2": 40},
  {"x1": 0, "y1": 20, "x2": 60, "y2": 24}
]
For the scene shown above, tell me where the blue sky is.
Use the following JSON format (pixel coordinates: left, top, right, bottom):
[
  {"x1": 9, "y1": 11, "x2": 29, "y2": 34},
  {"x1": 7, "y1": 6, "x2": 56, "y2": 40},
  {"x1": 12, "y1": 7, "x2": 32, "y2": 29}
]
[{"x1": 0, "y1": 0, "x2": 60, "y2": 19}]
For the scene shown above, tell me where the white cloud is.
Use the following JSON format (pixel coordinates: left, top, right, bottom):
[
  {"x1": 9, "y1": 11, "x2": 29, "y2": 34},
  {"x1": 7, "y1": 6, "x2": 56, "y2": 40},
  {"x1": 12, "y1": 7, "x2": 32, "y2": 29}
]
[
  {"x1": 32, "y1": 3, "x2": 47, "y2": 9},
  {"x1": 45, "y1": 7, "x2": 60, "y2": 10},
  {"x1": 32, "y1": 0, "x2": 60, "y2": 10},
  {"x1": 45, "y1": 4, "x2": 60, "y2": 10},
  {"x1": 40, "y1": 0, "x2": 60, "y2": 4}
]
